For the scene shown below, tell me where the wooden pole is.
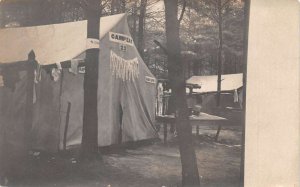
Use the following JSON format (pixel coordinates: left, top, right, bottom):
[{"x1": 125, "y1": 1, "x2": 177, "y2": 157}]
[
  {"x1": 63, "y1": 102, "x2": 71, "y2": 151},
  {"x1": 24, "y1": 50, "x2": 36, "y2": 143}
]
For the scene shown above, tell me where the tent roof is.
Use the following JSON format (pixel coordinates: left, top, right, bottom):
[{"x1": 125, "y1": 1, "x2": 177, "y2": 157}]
[
  {"x1": 0, "y1": 13, "x2": 126, "y2": 65},
  {"x1": 186, "y1": 73, "x2": 243, "y2": 93}
]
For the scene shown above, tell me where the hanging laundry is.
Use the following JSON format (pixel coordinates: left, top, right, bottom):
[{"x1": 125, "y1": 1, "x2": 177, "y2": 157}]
[
  {"x1": 33, "y1": 83, "x2": 37, "y2": 104},
  {"x1": 51, "y1": 68, "x2": 61, "y2": 82},
  {"x1": 2, "y1": 67, "x2": 20, "y2": 91},
  {"x1": 68, "y1": 59, "x2": 79, "y2": 75},
  {"x1": 238, "y1": 89, "x2": 243, "y2": 108},
  {"x1": 56, "y1": 62, "x2": 62, "y2": 70},
  {"x1": 233, "y1": 89, "x2": 239, "y2": 103},
  {"x1": 34, "y1": 63, "x2": 42, "y2": 83},
  {"x1": 110, "y1": 50, "x2": 139, "y2": 81},
  {"x1": 0, "y1": 75, "x2": 3, "y2": 87},
  {"x1": 50, "y1": 62, "x2": 62, "y2": 82}
]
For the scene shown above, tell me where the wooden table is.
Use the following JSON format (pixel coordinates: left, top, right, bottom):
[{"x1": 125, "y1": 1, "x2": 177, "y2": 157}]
[{"x1": 156, "y1": 113, "x2": 227, "y2": 143}]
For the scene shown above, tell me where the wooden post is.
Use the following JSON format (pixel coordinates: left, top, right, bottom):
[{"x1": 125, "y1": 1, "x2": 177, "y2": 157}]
[
  {"x1": 25, "y1": 50, "x2": 36, "y2": 142},
  {"x1": 196, "y1": 125, "x2": 199, "y2": 136},
  {"x1": 63, "y1": 102, "x2": 71, "y2": 151}
]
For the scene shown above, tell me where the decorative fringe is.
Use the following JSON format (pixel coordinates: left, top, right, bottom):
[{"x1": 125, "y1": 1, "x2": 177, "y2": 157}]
[{"x1": 110, "y1": 50, "x2": 139, "y2": 81}]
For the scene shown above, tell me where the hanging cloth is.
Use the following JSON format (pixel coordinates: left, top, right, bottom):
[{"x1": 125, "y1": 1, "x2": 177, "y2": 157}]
[
  {"x1": 33, "y1": 62, "x2": 42, "y2": 103},
  {"x1": 51, "y1": 69, "x2": 61, "y2": 82},
  {"x1": 56, "y1": 62, "x2": 62, "y2": 70},
  {"x1": 233, "y1": 89, "x2": 239, "y2": 103},
  {"x1": 34, "y1": 63, "x2": 42, "y2": 83},
  {"x1": 51, "y1": 62, "x2": 62, "y2": 82},
  {"x1": 0, "y1": 75, "x2": 3, "y2": 87},
  {"x1": 68, "y1": 59, "x2": 79, "y2": 75}
]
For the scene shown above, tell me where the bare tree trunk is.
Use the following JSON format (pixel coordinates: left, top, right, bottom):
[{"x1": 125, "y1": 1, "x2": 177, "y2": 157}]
[
  {"x1": 111, "y1": 0, "x2": 116, "y2": 14},
  {"x1": 137, "y1": 0, "x2": 147, "y2": 60},
  {"x1": 132, "y1": 1, "x2": 138, "y2": 43},
  {"x1": 120, "y1": 0, "x2": 126, "y2": 13},
  {"x1": 164, "y1": 0, "x2": 200, "y2": 186},
  {"x1": 81, "y1": 0, "x2": 101, "y2": 161},
  {"x1": 216, "y1": 0, "x2": 223, "y2": 107}
]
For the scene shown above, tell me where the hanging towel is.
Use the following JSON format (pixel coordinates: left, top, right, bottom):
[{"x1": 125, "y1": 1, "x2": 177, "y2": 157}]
[
  {"x1": 68, "y1": 59, "x2": 79, "y2": 75},
  {"x1": 0, "y1": 75, "x2": 4, "y2": 87},
  {"x1": 50, "y1": 62, "x2": 62, "y2": 82},
  {"x1": 233, "y1": 89, "x2": 239, "y2": 103},
  {"x1": 33, "y1": 83, "x2": 37, "y2": 104},
  {"x1": 34, "y1": 63, "x2": 42, "y2": 83},
  {"x1": 51, "y1": 68, "x2": 61, "y2": 82},
  {"x1": 56, "y1": 62, "x2": 62, "y2": 70}
]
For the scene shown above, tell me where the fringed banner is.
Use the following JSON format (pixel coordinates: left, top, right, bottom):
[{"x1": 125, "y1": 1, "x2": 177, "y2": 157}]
[{"x1": 110, "y1": 50, "x2": 139, "y2": 81}]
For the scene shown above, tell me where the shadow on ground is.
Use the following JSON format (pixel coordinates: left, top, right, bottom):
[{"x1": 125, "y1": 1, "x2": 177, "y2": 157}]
[{"x1": 7, "y1": 124, "x2": 242, "y2": 187}]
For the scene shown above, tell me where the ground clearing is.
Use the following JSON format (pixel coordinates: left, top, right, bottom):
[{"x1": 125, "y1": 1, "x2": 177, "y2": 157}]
[{"x1": 8, "y1": 124, "x2": 242, "y2": 187}]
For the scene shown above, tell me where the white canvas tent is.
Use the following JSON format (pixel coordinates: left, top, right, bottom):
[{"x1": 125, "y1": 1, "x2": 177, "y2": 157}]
[
  {"x1": 0, "y1": 14, "x2": 158, "y2": 153},
  {"x1": 186, "y1": 73, "x2": 244, "y2": 111},
  {"x1": 0, "y1": 14, "x2": 125, "y2": 65},
  {"x1": 186, "y1": 73, "x2": 243, "y2": 94}
]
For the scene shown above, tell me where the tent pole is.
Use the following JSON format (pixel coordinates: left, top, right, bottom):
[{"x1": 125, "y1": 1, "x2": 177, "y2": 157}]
[
  {"x1": 24, "y1": 50, "x2": 36, "y2": 146},
  {"x1": 63, "y1": 102, "x2": 71, "y2": 151}
]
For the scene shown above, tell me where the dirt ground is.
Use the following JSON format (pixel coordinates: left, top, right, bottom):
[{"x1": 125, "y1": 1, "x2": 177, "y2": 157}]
[{"x1": 7, "y1": 124, "x2": 242, "y2": 187}]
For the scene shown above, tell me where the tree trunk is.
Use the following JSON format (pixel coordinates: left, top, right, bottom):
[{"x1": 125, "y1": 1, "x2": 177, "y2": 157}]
[
  {"x1": 216, "y1": 0, "x2": 223, "y2": 107},
  {"x1": 164, "y1": 0, "x2": 200, "y2": 186},
  {"x1": 120, "y1": 0, "x2": 126, "y2": 13},
  {"x1": 137, "y1": 0, "x2": 147, "y2": 60},
  {"x1": 111, "y1": 0, "x2": 116, "y2": 14},
  {"x1": 132, "y1": 1, "x2": 138, "y2": 43},
  {"x1": 81, "y1": 0, "x2": 101, "y2": 161}
]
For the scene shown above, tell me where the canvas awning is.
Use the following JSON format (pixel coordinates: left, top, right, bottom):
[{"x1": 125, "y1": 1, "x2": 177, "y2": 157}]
[
  {"x1": 0, "y1": 13, "x2": 158, "y2": 151},
  {"x1": 186, "y1": 73, "x2": 243, "y2": 94},
  {"x1": 0, "y1": 13, "x2": 125, "y2": 65}
]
